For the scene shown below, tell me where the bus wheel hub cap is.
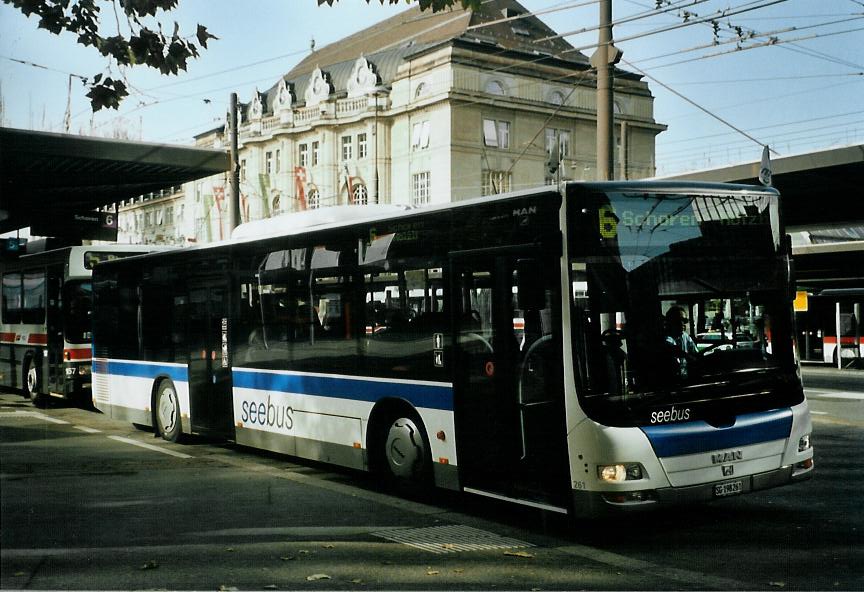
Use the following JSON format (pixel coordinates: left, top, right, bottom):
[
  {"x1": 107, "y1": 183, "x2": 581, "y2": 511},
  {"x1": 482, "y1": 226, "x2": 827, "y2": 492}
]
[{"x1": 385, "y1": 419, "x2": 423, "y2": 478}]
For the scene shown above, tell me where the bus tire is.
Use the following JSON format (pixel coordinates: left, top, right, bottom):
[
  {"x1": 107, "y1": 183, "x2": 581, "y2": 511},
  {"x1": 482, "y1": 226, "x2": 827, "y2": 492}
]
[
  {"x1": 154, "y1": 379, "x2": 182, "y2": 443},
  {"x1": 22, "y1": 356, "x2": 48, "y2": 408},
  {"x1": 376, "y1": 408, "x2": 432, "y2": 485}
]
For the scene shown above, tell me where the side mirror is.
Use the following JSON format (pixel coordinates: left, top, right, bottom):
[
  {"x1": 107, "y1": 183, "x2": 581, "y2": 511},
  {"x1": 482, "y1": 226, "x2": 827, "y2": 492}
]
[
  {"x1": 516, "y1": 258, "x2": 545, "y2": 310},
  {"x1": 784, "y1": 234, "x2": 796, "y2": 301}
]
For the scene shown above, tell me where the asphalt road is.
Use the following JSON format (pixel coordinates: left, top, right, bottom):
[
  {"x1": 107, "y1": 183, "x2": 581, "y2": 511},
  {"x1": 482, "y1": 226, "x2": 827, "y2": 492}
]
[{"x1": 1, "y1": 367, "x2": 861, "y2": 590}]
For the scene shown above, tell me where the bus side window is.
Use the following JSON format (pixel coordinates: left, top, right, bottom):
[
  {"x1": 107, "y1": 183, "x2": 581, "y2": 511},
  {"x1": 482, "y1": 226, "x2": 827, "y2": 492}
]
[
  {"x1": 21, "y1": 270, "x2": 46, "y2": 325},
  {"x1": 2, "y1": 272, "x2": 23, "y2": 324}
]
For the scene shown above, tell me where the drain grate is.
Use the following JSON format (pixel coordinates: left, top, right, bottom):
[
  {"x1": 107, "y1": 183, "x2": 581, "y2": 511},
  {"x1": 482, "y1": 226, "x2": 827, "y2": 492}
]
[{"x1": 372, "y1": 524, "x2": 534, "y2": 555}]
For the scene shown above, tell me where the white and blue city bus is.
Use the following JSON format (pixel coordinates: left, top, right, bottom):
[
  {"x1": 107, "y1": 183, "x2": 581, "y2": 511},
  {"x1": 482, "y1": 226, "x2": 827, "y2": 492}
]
[{"x1": 91, "y1": 181, "x2": 813, "y2": 516}]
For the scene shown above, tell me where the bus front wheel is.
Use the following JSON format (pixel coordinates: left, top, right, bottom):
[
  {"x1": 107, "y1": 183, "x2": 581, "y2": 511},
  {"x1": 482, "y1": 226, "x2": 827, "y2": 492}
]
[
  {"x1": 380, "y1": 411, "x2": 432, "y2": 484},
  {"x1": 22, "y1": 357, "x2": 48, "y2": 408},
  {"x1": 154, "y1": 380, "x2": 182, "y2": 443}
]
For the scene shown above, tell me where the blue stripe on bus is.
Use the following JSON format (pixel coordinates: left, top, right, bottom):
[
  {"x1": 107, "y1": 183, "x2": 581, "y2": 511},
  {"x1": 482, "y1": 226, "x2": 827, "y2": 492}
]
[
  {"x1": 641, "y1": 408, "x2": 793, "y2": 458},
  {"x1": 100, "y1": 360, "x2": 188, "y2": 384},
  {"x1": 233, "y1": 369, "x2": 454, "y2": 411}
]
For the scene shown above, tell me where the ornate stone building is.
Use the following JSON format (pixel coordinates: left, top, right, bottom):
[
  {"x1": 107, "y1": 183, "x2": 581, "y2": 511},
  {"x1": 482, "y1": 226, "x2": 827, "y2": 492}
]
[{"x1": 122, "y1": 0, "x2": 665, "y2": 245}]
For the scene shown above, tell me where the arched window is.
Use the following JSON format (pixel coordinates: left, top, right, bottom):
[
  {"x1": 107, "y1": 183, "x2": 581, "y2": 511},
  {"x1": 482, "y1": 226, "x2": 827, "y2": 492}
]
[
  {"x1": 549, "y1": 90, "x2": 566, "y2": 106},
  {"x1": 307, "y1": 188, "x2": 320, "y2": 209},
  {"x1": 485, "y1": 80, "x2": 506, "y2": 96},
  {"x1": 415, "y1": 82, "x2": 427, "y2": 99},
  {"x1": 352, "y1": 184, "x2": 368, "y2": 205}
]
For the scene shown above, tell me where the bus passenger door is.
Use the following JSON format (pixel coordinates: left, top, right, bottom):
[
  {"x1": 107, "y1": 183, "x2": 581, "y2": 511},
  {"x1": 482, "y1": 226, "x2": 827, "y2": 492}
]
[
  {"x1": 451, "y1": 253, "x2": 567, "y2": 505},
  {"x1": 45, "y1": 274, "x2": 63, "y2": 393},
  {"x1": 187, "y1": 284, "x2": 234, "y2": 437}
]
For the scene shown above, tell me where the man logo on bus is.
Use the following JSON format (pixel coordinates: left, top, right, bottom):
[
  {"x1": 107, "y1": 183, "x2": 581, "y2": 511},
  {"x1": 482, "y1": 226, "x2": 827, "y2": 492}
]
[{"x1": 599, "y1": 205, "x2": 618, "y2": 239}]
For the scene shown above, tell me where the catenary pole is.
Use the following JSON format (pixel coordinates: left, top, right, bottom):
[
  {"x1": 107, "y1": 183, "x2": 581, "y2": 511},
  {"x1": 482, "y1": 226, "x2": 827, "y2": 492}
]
[
  {"x1": 591, "y1": 0, "x2": 621, "y2": 181},
  {"x1": 228, "y1": 92, "x2": 241, "y2": 233}
]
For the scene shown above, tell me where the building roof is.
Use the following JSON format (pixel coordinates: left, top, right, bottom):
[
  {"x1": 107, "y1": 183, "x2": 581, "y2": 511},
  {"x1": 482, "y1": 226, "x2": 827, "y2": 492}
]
[{"x1": 254, "y1": 0, "x2": 594, "y2": 117}]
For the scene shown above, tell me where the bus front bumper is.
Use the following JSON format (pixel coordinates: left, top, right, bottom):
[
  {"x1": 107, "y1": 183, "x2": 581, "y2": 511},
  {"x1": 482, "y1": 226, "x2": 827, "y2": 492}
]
[{"x1": 572, "y1": 462, "x2": 813, "y2": 516}]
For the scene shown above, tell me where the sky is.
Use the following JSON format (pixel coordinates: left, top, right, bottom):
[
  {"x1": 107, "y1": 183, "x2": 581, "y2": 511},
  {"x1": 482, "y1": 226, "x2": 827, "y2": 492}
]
[{"x1": 1, "y1": 0, "x2": 862, "y2": 177}]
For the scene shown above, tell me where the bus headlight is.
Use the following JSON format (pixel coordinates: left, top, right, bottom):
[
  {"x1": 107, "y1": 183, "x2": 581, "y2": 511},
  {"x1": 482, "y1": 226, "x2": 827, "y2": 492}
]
[
  {"x1": 798, "y1": 433, "x2": 811, "y2": 452},
  {"x1": 598, "y1": 463, "x2": 645, "y2": 482}
]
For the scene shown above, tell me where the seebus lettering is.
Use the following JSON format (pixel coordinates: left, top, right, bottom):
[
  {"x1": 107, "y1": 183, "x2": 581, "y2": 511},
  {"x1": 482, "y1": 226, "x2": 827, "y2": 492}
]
[
  {"x1": 241, "y1": 396, "x2": 294, "y2": 430},
  {"x1": 650, "y1": 406, "x2": 691, "y2": 424}
]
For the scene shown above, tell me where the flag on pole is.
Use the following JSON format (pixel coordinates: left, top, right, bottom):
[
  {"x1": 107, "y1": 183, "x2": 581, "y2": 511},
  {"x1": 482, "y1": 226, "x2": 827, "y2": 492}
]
[
  {"x1": 343, "y1": 163, "x2": 354, "y2": 201},
  {"x1": 759, "y1": 145, "x2": 772, "y2": 187}
]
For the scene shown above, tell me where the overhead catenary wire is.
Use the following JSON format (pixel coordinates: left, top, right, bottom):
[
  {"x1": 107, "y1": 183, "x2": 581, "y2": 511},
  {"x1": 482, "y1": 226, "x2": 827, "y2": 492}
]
[
  {"x1": 627, "y1": 15, "x2": 864, "y2": 67},
  {"x1": 620, "y1": 57, "x2": 777, "y2": 154},
  {"x1": 17, "y1": 0, "x2": 854, "y2": 172},
  {"x1": 559, "y1": 0, "x2": 791, "y2": 55},
  {"x1": 643, "y1": 24, "x2": 864, "y2": 71}
]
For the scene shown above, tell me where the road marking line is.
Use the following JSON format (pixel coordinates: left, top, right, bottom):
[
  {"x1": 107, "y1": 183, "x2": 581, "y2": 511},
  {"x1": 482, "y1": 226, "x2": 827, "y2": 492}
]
[
  {"x1": 811, "y1": 411, "x2": 829, "y2": 415},
  {"x1": 806, "y1": 389, "x2": 864, "y2": 400},
  {"x1": 817, "y1": 393, "x2": 864, "y2": 400},
  {"x1": 74, "y1": 425, "x2": 102, "y2": 433},
  {"x1": 107, "y1": 435, "x2": 192, "y2": 459},
  {"x1": 193, "y1": 526, "x2": 410, "y2": 537},
  {"x1": 0, "y1": 411, "x2": 70, "y2": 424}
]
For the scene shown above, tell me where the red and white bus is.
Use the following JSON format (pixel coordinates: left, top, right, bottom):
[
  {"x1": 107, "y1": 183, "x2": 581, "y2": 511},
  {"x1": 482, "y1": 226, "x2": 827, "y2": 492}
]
[{"x1": 1, "y1": 244, "x2": 166, "y2": 406}]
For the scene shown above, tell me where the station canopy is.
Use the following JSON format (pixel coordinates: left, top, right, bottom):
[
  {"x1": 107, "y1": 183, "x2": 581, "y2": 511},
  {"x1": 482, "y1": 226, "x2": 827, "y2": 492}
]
[
  {"x1": 665, "y1": 143, "x2": 864, "y2": 229},
  {"x1": 0, "y1": 127, "x2": 229, "y2": 235}
]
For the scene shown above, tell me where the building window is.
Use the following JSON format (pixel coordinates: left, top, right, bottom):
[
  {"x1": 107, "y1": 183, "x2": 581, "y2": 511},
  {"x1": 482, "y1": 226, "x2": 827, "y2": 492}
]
[
  {"x1": 412, "y1": 171, "x2": 431, "y2": 206},
  {"x1": 545, "y1": 128, "x2": 571, "y2": 158},
  {"x1": 265, "y1": 151, "x2": 273, "y2": 174},
  {"x1": 414, "y1": 82, "x2": 427, "y2": 99},
  {"x1": 299, "y1": 144, "x2": 308, "y2": 168},
  {"x1": 411, "y1": 121, "x2": 430, "y2": 150},
  {"x1": 548, "y1": 90, "x2": 566, "y2": 106},
  {"x1": 341, "y1": 135, "x2": 353, "y2": 161},
  {"x1": 275, "y1": 149, "x2": 281, "y2": 173},
  {"x1": 482, "y1": 170, "x2": 512, "y2": 196},
  {"x1": 308, "y1": 188, "x2": 320, "y2": 209},
  {"x1": 240, "y1": 159, "x2": 247, "y2": 182},
  {"x1": 482, "y1": 119, "x2": 510, "y2": 149},
  {"x1": 358, "y1": 133, "x2": 368, "y2": 159},
  {"x1": 312, "y1": 141, "x2": 319, "y2": 166},
  {"x1": 352, "y1": 184, "x2": 368, "y2": 205},
  {"x1": 166, "y1": 206, "x2": 174, "y2": 225}
]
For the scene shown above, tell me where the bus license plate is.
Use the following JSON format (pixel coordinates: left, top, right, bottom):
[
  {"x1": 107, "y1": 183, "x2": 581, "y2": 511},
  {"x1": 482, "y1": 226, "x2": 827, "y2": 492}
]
[{"x1": 714, "y1": 480, "x2": 743, "y2": 497}]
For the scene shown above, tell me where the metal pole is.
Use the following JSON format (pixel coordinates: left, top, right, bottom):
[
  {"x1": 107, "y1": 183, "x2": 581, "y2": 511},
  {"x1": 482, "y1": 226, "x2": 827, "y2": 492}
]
[
  {"x1": 836, "y1": 301, "x2": 842, "y2": 369},
  {"x1": 228, "y1": 92, "x2": 241, "y2": 233},
  {"x1": 855, "y1": 302, "x2": 861, "y2": 362},
  {"x1": 373, "y1": 93, "x2": 380, "y2": 204},
  {"x1": 591, "y1": 0, "x2": 619, "y2": 181}
]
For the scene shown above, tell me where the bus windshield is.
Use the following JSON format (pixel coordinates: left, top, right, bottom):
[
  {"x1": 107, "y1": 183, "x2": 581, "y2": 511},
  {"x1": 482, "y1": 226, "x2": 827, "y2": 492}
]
[
  {"x1": 569, "y1": 188, "x2": 803, "y2": 427},
  {"x1": 63, "y1": 280, "x2": 93, "y2": 344}
]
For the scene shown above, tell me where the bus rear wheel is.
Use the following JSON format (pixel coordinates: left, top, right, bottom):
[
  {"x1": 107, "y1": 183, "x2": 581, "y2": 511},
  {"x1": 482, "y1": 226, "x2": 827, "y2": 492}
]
[
  {"x1": 22, "y1": 357, "x2": 48, "y2": 408},
  {"x1": 155, "y1": 380, "x2": 182, "y2": 443},
  {"x1": 379, "y1": 411, "x2": 432, "y2": 484}
]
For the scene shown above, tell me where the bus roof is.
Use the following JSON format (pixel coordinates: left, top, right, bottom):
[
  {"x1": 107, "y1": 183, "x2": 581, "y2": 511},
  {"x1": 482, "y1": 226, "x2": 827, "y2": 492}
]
[{"x1": 96, "y1": 180, "x2": 780, "y2": 263}]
